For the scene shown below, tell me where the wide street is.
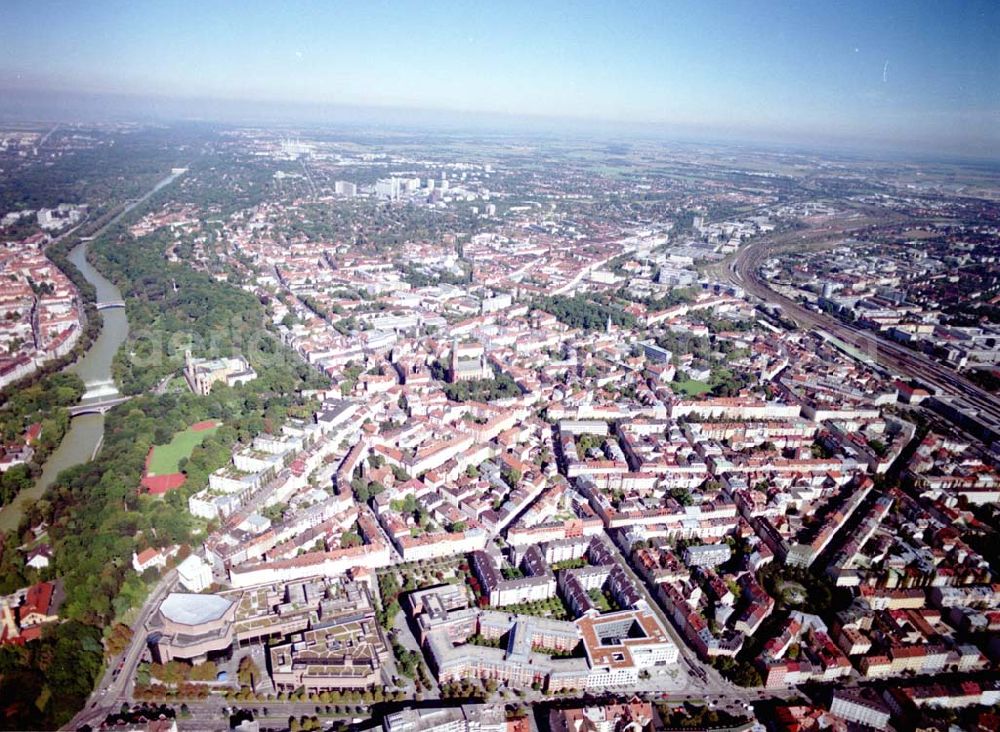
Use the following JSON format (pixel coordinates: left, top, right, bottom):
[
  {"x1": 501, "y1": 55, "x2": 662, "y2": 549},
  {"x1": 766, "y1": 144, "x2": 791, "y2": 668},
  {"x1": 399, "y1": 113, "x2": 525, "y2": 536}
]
[
  {"x1": 139, "y1": 688, "x2": 797, "y2": 731},
  {"x1": 66, "y1": 569, "x2": 178, "y2": 731},
  {"x1": 598, "y1": 536, "x2": 731, "y2": 694}
]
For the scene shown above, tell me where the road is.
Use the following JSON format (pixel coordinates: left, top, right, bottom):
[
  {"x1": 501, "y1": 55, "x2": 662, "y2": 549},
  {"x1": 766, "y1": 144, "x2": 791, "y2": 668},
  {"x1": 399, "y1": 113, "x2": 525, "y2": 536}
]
[
  {"x1": 552, "y1": 252, "x2": 618, "y2": 296},
  {"x1": 67, "y1": 569, "x2": 178, "y2": 730},
  {"x1": 36, "y1": 123, "x2": 60, "y2": 151},
  {"x1": 99, "y1": 686, "x2": 791, "y2": 730},
  {"x1": 724, "y1": 225, "x2": 1000, "y2": 424},
  {"x1": 599, "y1": 537, "x2": 733, "y2": 695},
  {"x1": 137, "y1": 685, "x2": 801, "y2": 730},
  {"x1": 152, "y1": 373, "x2": 176, "y2": 395},
  {"x1": 300, "y1": 158, "x2": 318, "y2": 198},
  {"x1": 59, "y1": 168, "x2": 192, "y2": 732}
]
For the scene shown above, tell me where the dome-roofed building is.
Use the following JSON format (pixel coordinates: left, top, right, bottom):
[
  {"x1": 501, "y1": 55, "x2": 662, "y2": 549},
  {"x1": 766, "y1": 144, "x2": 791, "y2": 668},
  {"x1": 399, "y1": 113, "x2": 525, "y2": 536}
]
[{"x1": 148, "y1": 592, "x2": 236, "y2": 664}]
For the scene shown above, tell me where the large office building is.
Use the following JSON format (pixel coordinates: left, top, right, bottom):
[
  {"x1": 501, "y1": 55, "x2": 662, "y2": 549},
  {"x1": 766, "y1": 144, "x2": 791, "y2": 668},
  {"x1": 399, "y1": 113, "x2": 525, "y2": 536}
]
[
  {"x1": 413, "y1": 584, "x2": 678, "y2": 693},
  {"x1": 334, "y1": 181, "x2": 357, "y2": 197},
  {"x1": 266, "y1": 579, "x2": 390, "y2": 691},
  {"x1": 148, "y1": 577, "x2": 390, "y2": 691},
  {"x1": 578, "y1": 609, "x2": 680, "y2": 688}
]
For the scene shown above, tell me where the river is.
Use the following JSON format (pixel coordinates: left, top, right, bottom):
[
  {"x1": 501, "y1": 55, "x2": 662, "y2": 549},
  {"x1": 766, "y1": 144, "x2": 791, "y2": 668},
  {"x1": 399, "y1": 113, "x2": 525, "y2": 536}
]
[{"x1": 0, "y1": 169, "x2": 183, "y2": 533}]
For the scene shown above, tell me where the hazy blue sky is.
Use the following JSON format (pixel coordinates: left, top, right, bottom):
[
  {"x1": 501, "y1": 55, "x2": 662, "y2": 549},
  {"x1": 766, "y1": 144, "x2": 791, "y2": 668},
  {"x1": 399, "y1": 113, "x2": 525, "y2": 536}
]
[{"x1": 2, "y1": 1, "x2": 998, "y2": 154}]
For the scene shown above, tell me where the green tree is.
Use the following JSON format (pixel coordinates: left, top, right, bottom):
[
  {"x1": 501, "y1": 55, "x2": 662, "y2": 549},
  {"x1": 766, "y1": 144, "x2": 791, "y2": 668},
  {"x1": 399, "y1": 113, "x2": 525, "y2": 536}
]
[{"x1": 238, "y1": 655, "x2": 260, "y2": 689}]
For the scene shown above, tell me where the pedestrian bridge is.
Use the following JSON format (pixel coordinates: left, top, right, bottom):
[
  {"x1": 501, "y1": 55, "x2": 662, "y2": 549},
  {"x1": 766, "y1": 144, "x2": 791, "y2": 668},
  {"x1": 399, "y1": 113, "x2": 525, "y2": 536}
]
[
  {"x1": 95, "y1": 300, "x2": 126, "y2": 310},
  {"x1": 73, "y1": 379, "x2": 131, "y2": 417},
  {"x1": 69, "y1": 395, "x2": 132, "y2": 417}
]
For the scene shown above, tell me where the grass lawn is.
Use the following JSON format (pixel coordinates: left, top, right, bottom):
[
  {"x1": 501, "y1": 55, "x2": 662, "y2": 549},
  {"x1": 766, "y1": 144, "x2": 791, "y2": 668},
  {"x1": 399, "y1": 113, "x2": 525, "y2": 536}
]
[
  {"x1": 503, "y1": 596, "x2": 572, "y2": 621},
  {"x1": 673, "y1": 378, "x2": 712, "y2": 396},
  {"x1": 588, "y1": 589, "x2": 612, "y2": 612},
  {"x1": 778, "y1": 580, "x2": 808, "y2": 606},
  {"x1": 147, "y1": 422, "x2": 220, "y2": 475}
]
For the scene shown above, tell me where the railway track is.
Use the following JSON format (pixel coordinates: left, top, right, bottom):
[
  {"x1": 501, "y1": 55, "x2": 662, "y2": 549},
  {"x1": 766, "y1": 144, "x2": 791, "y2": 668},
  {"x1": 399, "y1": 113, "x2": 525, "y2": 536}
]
[{"x1": 729, "y1": 232, "x2": 1000, "y2": 424}]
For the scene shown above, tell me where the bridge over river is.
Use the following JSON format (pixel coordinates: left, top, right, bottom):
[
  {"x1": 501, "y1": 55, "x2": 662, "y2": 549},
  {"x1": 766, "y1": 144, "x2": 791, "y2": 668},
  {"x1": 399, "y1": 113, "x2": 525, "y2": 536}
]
[
  {"x1": 0, "y1": 166, "x2": 185, "y2": 533},
  {"x1": 95, "y1": 300, "x2": 126, "y2": 310},
  {"x1": 69, "y1": 395, "x2": 133, "y2": 417},
  {"x1": 69, "y1": 378, "x2": 133, "y2": 416}
]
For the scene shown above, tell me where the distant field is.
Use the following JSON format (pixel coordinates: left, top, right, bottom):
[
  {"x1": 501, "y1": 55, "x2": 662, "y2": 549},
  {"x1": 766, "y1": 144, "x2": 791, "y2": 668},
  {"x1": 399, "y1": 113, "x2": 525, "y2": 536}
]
[
  {"x1": 902, "y1": 229, "x2": 939, "y2": 239},
  {"x1": 147, "y1": 421, "x2": 220, "y2": 475},
  {"x1": 673, "y1": 379, "x2": 711, "y2": 397}
]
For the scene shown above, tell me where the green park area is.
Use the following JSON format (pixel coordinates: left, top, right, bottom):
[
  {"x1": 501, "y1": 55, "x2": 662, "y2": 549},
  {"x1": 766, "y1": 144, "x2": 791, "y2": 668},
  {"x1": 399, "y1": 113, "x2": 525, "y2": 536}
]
[
  {"x1": 673, "y1": 378, "x2": 712, "y2": 397},
  {"x1": 147, "y1": 420, "x2": 221, "y2": 475}
]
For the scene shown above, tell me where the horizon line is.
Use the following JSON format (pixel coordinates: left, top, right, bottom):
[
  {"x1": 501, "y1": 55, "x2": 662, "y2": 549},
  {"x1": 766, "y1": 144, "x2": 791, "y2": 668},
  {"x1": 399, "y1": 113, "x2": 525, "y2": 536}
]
[{"x1": 2, "y1": 86, "x2": 998, "y2": 164}]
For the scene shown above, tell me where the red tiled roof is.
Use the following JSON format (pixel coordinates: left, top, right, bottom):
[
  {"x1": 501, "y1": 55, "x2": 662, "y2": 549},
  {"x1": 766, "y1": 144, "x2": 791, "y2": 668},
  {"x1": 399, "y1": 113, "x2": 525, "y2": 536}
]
[{"x1": 21, "y1": 582, "x2": 54, "y2": 618}]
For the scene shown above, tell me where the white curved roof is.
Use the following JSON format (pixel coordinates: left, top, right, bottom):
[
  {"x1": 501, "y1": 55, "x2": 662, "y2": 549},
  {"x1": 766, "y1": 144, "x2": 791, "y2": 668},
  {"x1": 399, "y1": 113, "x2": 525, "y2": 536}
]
[{"x1": 160, "y1": 592, "x2": 233, "y2": 626}]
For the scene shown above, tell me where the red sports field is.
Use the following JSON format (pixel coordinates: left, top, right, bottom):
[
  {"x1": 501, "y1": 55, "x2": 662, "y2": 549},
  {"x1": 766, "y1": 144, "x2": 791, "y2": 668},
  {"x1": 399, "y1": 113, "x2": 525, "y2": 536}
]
[{"x1": 141, "y1": 420, "x2": 222, "y2": 494}]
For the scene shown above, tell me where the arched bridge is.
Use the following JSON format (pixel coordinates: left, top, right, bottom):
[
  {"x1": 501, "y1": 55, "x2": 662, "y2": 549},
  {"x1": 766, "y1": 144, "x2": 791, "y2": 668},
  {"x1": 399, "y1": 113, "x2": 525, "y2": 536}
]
[
  {"x1": 69, "y1": 396, "x2": 132, "y2": 417},
  {"x1": 95, "y1": 300, "x2": 126, "y2": 311}
]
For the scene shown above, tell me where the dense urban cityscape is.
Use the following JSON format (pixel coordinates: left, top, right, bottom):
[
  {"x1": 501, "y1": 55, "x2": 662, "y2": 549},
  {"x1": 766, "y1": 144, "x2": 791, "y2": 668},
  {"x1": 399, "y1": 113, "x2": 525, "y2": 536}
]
[
  {"x1": 1, "y1": 2, "x2": 999, "y2": 732},
  {"x1": 0, "y1": 119, "x2": 997, "y2": 732}
]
